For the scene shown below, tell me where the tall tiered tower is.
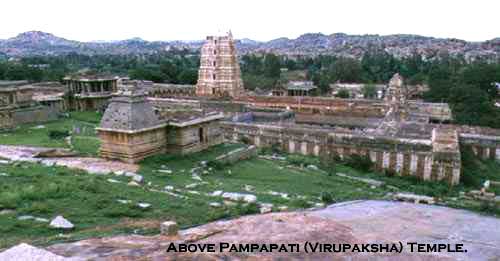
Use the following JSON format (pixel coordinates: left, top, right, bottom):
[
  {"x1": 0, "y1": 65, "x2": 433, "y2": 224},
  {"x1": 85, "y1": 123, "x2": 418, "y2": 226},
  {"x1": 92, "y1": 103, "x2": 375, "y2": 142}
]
[{"x1": 196, "y1": 32, "x2": 244, "y2": 98}]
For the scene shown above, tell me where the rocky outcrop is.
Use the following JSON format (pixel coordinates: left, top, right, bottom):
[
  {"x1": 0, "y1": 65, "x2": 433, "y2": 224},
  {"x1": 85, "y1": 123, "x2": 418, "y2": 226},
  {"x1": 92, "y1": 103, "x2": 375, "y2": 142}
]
[{"x1": 37, "y1": 200, "x2": 500, "y2": 260}]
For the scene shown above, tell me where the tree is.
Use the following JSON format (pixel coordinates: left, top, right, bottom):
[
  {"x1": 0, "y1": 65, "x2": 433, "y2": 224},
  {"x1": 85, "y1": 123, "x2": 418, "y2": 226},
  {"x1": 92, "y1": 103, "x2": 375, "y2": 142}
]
[
  {"x1": 263, "y1": 53, "x2": 281, "y2": 79},
  {"x1": 449, "y1": 84, "x2": 500, "y2": 128}
]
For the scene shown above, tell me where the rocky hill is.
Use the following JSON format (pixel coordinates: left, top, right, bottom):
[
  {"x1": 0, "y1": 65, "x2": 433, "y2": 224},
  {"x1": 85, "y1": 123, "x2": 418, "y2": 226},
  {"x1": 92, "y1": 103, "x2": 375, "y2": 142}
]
[{"x1": 1, "y1": 31, "x2": 500, "y2": 60}]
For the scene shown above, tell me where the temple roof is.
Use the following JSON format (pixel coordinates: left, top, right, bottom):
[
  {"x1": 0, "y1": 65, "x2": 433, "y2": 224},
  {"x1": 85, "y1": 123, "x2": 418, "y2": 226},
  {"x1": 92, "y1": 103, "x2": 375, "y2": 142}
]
[{"x1": 98, "y1": 84, "x2": 163, "y2": 133}]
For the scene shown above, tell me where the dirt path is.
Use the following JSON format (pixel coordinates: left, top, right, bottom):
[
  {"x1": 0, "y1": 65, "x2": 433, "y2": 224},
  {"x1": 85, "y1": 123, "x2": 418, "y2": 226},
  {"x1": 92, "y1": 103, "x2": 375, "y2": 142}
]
[{"x1": 0, "y1": 145, "x2": 139, "y2": 174}]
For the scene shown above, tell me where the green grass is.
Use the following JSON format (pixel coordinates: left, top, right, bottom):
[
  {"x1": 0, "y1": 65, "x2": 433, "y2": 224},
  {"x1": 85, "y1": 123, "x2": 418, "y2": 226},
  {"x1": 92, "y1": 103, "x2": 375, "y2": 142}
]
[
  {"x1": 0, "y1": 112, "x2": 101, "y2": 156},
  {"x1": 0, "y1": 117, "x2": 499, "y2": 250}
]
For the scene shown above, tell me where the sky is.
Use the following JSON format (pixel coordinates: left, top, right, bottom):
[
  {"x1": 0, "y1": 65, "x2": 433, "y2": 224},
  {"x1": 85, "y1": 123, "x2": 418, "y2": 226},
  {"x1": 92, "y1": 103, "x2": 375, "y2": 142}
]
[{"x1": 0, "y1": 0, "x2": 498, "y2": 42}]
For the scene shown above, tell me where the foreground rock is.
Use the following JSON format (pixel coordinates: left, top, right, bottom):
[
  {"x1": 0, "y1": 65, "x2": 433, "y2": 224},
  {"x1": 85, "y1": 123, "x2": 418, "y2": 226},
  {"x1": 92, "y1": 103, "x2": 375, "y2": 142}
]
[
  {"x1": 0, "y1": 243, "x2": 77, "y2": 261},
  {"x1": 40, "y1": 200, "x2": 500, "y2": 260},
  {"x1": 49, "y1": 216, "x2": 74, "y2": 230}
]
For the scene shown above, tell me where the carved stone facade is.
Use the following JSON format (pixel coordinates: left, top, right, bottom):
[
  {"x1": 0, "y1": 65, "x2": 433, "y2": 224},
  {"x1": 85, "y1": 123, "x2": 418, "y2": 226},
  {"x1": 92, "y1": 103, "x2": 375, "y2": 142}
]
[
  {"x1": 97, "y1": 82, "x2": 167, "y2": 163},
  {"x1": 196, "y1": 32, "x2": 244, "y2": 98}
]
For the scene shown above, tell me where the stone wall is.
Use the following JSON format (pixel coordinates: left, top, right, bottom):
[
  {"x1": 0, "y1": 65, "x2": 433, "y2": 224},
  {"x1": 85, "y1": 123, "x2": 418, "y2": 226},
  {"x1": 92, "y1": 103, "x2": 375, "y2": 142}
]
[
  {"x1": 166, "y1": 120, "x2": 223, "y2": 155},
  {"x1": 221, "y1": 122, "x2": 462, "y2": 185},
  {"x1": 215, "y1": 145, "x2": 258, "y2": 164},
  {"x1": 99, "y1": 127, "x2": 167, "y2": 163},
  {"x1": 11, "y1": 106, "x2": 58, "y2": 124}
]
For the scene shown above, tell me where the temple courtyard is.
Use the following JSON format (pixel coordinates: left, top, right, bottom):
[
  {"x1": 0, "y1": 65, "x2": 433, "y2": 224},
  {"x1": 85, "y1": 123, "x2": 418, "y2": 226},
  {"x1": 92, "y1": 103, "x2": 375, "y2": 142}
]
[{"x1": 0, "y1": 113, "x2": 499, "y2": 252}]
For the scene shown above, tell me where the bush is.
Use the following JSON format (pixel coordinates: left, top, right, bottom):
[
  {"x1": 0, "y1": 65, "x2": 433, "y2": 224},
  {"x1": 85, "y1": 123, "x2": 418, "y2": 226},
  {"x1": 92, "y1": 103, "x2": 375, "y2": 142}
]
[
  {"x1": 239, "y1": 136, "x2": 252, "y2": 145},
  {"x1": 231, "y1": 202, "x2": 260, "y2": 216},
  {"x1": 320, "y1": 191, "x2": 335, "y2": 204},
  {"x1": 206, "y1": 160, "x2": 229, "y2": 170},
  {"x1": 344, "y1": 155, "x2": 373, "y2": 172},
  {"x1": 286, "y1": 155, "x2": 318, "y2": 167},
  {"x1": 48, "y1": 130, "x2": 70, "y2": 140}
]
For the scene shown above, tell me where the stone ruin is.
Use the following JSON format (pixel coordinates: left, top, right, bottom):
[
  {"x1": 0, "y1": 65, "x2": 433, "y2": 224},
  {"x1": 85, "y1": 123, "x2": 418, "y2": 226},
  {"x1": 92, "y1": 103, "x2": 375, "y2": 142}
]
[{"x1": 97, "y1": 80, "x2": 224, "y2": 163}]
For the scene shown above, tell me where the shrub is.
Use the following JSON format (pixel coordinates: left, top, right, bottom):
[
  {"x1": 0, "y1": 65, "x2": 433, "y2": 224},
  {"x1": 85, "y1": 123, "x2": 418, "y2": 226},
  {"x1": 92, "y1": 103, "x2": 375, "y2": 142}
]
[
  {"x1": 239, "y1": 136, "x2": 252, "y2": 145},
  {"x1": 48, "y1": 130, "x2": 70, "y2": 140},
  {"x1": 286, "y1": 155, "x2": 318, "y2": 167},
  {"x1": 231, "y1": 202, "x2": 260, "y2": 216},
  {"x1": 320, "y1": 191, "x2": 335, "y2": 204},
  {"x1": 206, "y1": 160, "x2": 230, "y2": 170},
  {"x1": 344, "y1": 154, "x2": 373, "y2": 172}
]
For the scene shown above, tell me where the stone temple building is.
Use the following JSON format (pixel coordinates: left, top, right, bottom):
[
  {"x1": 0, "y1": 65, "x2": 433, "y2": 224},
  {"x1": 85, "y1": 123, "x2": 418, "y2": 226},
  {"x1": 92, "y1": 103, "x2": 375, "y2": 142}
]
[
  {"x1": 97, "y1": 81, "x2": 224, "y2": 163},
  {"x1": 63, "y1": 74, "x2": 119, "y2": 111},
  {"x1": 196, "y1": 32, "x2": 244, "y2": 98},
  {"x1": 0, "y1": 81, "x2": 58, "y2": 129}
]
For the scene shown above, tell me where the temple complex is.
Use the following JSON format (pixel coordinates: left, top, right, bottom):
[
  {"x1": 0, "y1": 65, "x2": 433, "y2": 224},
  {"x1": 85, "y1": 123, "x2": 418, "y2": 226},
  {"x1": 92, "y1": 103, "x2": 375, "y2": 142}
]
[
  {"x1": 1, "y1": 33, "x2": 498, "y2": 186},
  {"x1": 196, "y1": 32, "x2": 244, "y2": 98}
]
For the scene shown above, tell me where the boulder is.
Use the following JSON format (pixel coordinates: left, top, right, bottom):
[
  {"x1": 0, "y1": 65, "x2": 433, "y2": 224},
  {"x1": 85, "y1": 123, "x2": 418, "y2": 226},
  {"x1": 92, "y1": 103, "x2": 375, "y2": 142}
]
[
  {"x1": 34, "y1": 149, "x2": 78, "y2": 158},
  {"x1": 50, "y1": 216, "x2": 74, "y2": 230},
  {"x1": 222, "y1": 192, "x2": 257, "y2": 203},
  {"x1": 0, "y1": 160, "x2": 10, "y2": 165},
  {"x1": 161, "y1": 221, "x2": 179, "y2": 236},
  {"x1": 137, "y1": 203, "x2": 151, "y2": 209},
  {"x1": 17, "y1": 215, "x2": 35, "y2": 221},
  {"x1": 127, "y1": 181, "x2": 140, "y2": 187},
  {"x1": 209, "y1": 202, "x2": 222, "y2": 208},
  {"x1": 393, "y1": 193, "x2": 435, "y2": 204},
  {"x1": 210, "y1": 190, "x2": 223, "y2": 197},
  {"x1": 131, "y1": 175, "x2": 144, "y2": 184}
]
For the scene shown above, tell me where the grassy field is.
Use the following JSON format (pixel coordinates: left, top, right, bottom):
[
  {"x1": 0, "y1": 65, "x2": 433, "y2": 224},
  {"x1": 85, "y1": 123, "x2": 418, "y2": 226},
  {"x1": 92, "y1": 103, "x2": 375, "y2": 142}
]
[
  {"x1": 0, "y1": 114, "x2": 499, "y2": 249},
  {"x1": 0, "y1": 112, "x2": 102, "y2": 156}
]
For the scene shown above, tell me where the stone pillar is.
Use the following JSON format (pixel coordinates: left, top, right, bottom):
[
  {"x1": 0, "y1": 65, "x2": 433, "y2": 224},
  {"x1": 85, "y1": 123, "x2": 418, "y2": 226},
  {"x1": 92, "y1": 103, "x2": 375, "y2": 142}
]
[
  {"x1": 375, "y1": 151, "x2": 383, "y2": 171},
  {"x1": 289, "y1": 140, "x2": 295, "y2": 154},
  {"x1": 490, "y1": 147, "x2": 496, "y2": 160},
  {"x1": 424, "y1": 156, "x2": 433, "y2": 181},
  {"x1": 389, "y1": 152, "x2": 397, "y2": 174},
  {"x1": 313, "y1": 144, "x2": 320, "y2": 156},
  {"x1": 382, "y1": 152, "x2": 390, "y2": 169},
  {"x1": 301, "y1": 141, "x2": 307, "y2": 155},
  {"x1": 416, "y1": 155, "x2": 425, "y2": 179},
  {"x1": 396, "y1": 153, "x2": 404, "y2": 174},
  {"x1": 410, "y1": 154, "x2": 418, "y2": 176}
]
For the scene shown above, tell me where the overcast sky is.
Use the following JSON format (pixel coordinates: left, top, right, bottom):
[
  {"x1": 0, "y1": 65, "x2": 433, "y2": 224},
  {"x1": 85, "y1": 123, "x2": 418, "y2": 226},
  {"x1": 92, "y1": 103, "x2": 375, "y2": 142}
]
[{"x1": 0, "y1": 0, "x2": 497, "y2": 42}]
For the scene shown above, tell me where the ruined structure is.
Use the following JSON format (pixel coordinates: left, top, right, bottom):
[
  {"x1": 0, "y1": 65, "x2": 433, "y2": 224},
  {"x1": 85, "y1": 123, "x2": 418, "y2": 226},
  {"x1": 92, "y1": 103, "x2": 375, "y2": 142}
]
[
  {"x1": 217, "y1": 73, "x2": 499, "y2": 185},
  {"x1": 0, "y1": 81, "x2": 58, "y2": 129},
  {"x1": 97, "y1": 82, "x2": 167, "y2": 163},
  {"x1": 196, "y1": 32, "x2": 244, "y2": 98},
  {"x1": 97, "y1": 81, "x2": 223, "y2": 163},
  {"x1": 63, "y1": 75, "x2": 118, "y2": 111}
]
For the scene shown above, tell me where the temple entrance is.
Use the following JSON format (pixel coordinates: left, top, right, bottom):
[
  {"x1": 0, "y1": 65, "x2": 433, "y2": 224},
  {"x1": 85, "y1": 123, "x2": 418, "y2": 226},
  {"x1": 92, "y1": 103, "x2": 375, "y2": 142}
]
[{"x1": 199, "y1": 127, "x2": 205, "y2": 143}]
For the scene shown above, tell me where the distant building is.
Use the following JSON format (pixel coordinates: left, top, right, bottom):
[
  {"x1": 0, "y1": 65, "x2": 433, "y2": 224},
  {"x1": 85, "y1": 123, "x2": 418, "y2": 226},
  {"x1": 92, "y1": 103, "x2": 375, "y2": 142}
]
[
  {"x1": 196, "y1": 32, "x2": 244, "y2": 98},
  {"x1": 330, "y1": 82, "x2": 386, "y2": 99},
  {"x1": 286, "y1": 81, "x2": 317, "y2": 96}
]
